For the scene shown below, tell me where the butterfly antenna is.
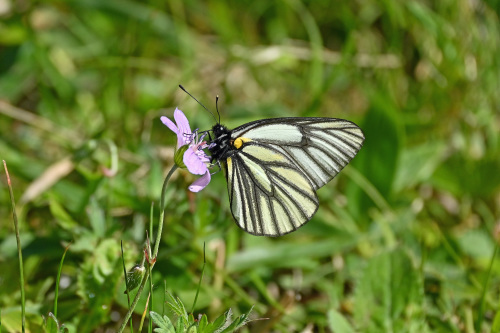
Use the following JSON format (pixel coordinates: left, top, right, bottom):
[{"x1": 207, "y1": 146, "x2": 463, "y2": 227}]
[
  {"x1": 178, "y1": 85, "x2": 218, "y2": 123},
  {"x1": 215, "y1": 95, "x2": 221, "y2": 124}
]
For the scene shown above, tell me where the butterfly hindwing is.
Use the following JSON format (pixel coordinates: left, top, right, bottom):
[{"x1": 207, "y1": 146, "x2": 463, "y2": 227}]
[
  {"x1": 221, "y1": 117, "x2": 364, "y2": 236},
  {"x1": 226, "y1": 142, "x2": 319, "y2": 236}
]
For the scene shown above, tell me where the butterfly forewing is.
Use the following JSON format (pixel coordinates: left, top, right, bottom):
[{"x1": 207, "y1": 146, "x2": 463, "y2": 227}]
[{"x1": 220, "y1": 117, "x2": 364, "y2": 236}]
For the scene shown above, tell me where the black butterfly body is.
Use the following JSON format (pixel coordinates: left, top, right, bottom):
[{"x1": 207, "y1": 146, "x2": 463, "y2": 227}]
[
  {"x1": 207, "y1": 117, "x2": 364, "y2": 237},
  {"x1": 208, "y1": 124, "x2": 234, "y2": 162}
]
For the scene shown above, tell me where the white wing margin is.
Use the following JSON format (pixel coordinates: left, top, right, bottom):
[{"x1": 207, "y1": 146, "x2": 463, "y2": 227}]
[{"x1": 226, "y1": 117, "x2": 364, "y2": 236}]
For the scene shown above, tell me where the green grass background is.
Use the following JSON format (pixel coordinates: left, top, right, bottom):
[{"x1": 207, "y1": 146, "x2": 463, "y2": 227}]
[{"x1": 1, "y1": 0, "x2": 500, "y2": 332}]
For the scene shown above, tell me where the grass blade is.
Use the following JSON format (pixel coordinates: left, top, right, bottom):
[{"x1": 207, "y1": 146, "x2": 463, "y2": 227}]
[
  {"x1": 476, "y1": 243, "x2": 498, "y2": 331},
  {"x1": 3, "y1": 160, "x2": 25, "y2": 333}
]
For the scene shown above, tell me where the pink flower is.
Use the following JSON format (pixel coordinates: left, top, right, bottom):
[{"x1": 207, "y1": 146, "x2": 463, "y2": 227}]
[{"x1": 161, "y1": 108, "x2": 211, "y2": 192}]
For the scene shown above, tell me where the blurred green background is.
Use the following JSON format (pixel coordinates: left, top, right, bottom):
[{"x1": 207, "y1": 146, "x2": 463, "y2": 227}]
[{"x1": 1, "y1": 0, "x2": 500, "y2": 332}]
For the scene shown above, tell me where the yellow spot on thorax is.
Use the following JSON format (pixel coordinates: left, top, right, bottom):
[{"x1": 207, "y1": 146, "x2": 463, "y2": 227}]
[{"x1": 232, "y1": 137, "x2": 251, "y2": 149}]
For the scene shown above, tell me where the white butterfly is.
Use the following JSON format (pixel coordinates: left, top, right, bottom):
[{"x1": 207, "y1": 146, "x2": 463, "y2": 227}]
[{"x1": 207, "y1": 117, "x2": 364, "y2": 236}]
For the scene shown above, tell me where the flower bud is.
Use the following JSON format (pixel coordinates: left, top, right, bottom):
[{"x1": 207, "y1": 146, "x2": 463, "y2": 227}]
[{"x1": 124, "y1": 264, "x2": 145, "y2": 294}]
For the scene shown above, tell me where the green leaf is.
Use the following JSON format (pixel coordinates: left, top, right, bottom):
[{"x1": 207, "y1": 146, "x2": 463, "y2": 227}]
[
  {"x1": 187, "y1": 323, "x2": 198, "y2": 333},
  {"x1": 456, "y1": 229, "x2": 495, "y2": 260},
  {"x1": 165, "y1": 291, "x2": 189, "y2": 324},
  {"x1": 197, "y1": 314, "x2": 209, "y2": 333},
  {"x1": 205, "y1": 310, "x2": 229, "y2": 332},
  {"x1": 327, "y1": 309, "x2": 355, "y2": 333},
  {"x1": 433, "y1": 154, "x2": 500, "y2": 198},
  {"x1": 218, "y1": 315, "x2": 250, "y2": 333},
  {"x1": 353, "y1": 249, "x2": 429, "y2": 333},
  {"x1": 87, "y1": 196, "x2": 106, "y2": 238},
  {"x1": 217, "y1": 307, "x2": 254, "y2": 333},
  {"x1": 393, "y1": 142, "x2": 447, "y2": 192},
  {"x1": 346, "y1": 92, "x2": 401, "y2": 222},
  {"x1": 227, "y1": 234, "x2": 358, "y2": 272},
  {"x1": 492, "y1": 308, "x2": 500, "y2": 333},
  {"x1": 406, "y1": 1, "x2": 439, "y2": 37},
  {"x1": 175, "y1": 316, "x2": 185, "y2": 332},
  {"x1": 150, "y1": 311, "x2": 175, "y2": 333},
  {"x1": 48, "y1": 196, "x2": 79, "y2": 230},
  {"x1": 214, "y1": 308, "x2": 233, "y2": 333},
  {"x1": 76, "y1": 239, "x2": 122, "y2": 331}
]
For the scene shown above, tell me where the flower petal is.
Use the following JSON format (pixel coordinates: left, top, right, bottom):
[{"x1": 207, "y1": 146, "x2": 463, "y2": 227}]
[
  {"x1": 188, "y1": 171, "x2": 211, "y2": 192},
  {"x1": 174, "y1": 108, "x2": 191, "y2": 146},
  {"x1": 183, "y1": 148, "x2": 208, "y2": 175},
  {"x1": 161, "y1": 115, "x2": 186, "y2": 149},
  {"x1": 160, "y1": 116, "x2": 178, "y2": 134}
]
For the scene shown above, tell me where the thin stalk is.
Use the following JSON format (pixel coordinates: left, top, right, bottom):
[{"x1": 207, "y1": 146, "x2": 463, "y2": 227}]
[
  {"x1": 153, "y1": 164, "x2": 178, "y2": 258},
  {"x1": 149, "y1": 202, "x2": 154, "y2": 260},
  {"x1": 3, "y1": 161, "x2": 25, "y2": 333},
  {"x1": 48, "y1": 242, "x2": 71, "y2": 332},
  {"x1": 120, "y1": 241, "x2": 134, "y2": 332},
  {"x1": 148, "y1": 202, "x2": 154, "y2": 333},
  {"x1": 476, "y1": 243, "x2": 498, "y2": 331},
  {"x1": 148, "y1": 263, "x2": 154, "y2": 333},
  {"x1": 139, "y1": 293, "x2": 151, "y2": 332},
  {"x1": 117, "y1": 164, "x2": 178, "y2": 333},
  {"x1": 190, "y1": 242, "x2": 206, "y2": 314},
  {"x1": 163, "y1": 280, "x2": 167, "y2": 316}
]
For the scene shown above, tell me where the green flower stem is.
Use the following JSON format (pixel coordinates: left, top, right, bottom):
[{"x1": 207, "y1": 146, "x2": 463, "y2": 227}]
[
  {"x1": 117, "y1": 164, "x2": 178, "y2": 333},
  {"x1": 154, "y1": 164, "x2": 178, "y2": 258},
  {"x1": 148, "y1": 263, "x2": 154, "y2": 333},
  {"x1": 149, "y1": 202, "x2": 154, "y2": 262}
]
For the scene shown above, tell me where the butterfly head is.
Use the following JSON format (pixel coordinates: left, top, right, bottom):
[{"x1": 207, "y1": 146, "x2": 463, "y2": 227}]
[{"x1": 212, "y1": 124, "x2": 229, "y2": 137}]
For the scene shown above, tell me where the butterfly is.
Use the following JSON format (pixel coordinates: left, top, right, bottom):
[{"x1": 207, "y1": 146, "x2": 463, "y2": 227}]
[
  {"x1": 180, "y1": 86, "x2": 364, "y2": 237},
  {"x1": 207, "y1": 117, "x2": 364, "y2": 236}
]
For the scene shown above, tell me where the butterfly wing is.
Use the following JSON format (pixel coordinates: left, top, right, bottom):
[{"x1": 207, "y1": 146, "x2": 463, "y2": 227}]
[
  {"x1": 224, "y1": 117, "x2": 364, "y2": 236},
  {"x1": 226, "y1": 142, "x2": 320, "y2": 236}
]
